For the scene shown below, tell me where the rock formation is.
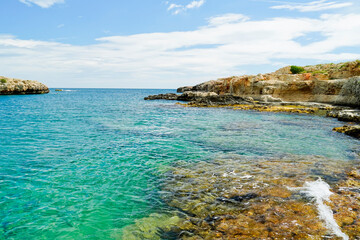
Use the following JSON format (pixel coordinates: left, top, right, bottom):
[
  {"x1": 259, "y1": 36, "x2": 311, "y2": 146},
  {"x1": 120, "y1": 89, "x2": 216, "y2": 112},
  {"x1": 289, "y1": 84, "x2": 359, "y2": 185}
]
[
  {"x1": 145, "y1": 60, "x2": 360, "y2": 138},
  {"x1": 176, "y1": 60, "x2": 360, "y2": 107},
  {"x1": 333, "y1": 125, "x2": 360, "y2": 139},
  {"x1": 0, "y1": 76, "x2": 49, "y2": 95}
]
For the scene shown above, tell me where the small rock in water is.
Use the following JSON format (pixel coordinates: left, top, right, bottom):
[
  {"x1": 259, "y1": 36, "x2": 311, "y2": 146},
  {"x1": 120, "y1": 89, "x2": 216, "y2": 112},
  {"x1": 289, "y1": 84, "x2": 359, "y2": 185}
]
[{"x1": 333, "y1": 125, "x2": 360, "y2": 139}]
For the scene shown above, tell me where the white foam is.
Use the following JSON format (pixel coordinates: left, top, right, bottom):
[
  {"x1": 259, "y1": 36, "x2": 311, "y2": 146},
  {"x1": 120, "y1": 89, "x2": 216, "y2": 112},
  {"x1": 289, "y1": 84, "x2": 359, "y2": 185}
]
[
  {"x1": 239, "y1": 175, "x2": 253, "y2": 179},
  {"x1": 291, "y1": 178, "x2": 349, "y2": 240}
]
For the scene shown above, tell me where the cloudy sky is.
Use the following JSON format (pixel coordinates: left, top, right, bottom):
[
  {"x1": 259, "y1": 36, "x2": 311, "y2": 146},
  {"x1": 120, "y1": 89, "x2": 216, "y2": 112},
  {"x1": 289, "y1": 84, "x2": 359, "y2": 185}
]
[{"x1": 1, "y1": 0, "x2": 360, "y2": 88}]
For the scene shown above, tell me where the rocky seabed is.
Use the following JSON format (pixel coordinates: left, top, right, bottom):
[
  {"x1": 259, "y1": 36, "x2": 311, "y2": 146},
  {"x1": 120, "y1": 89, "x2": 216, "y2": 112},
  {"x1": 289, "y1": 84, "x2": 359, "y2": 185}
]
[{"x1": 119, "y1": 155, "x2": 360, "y2": 239}]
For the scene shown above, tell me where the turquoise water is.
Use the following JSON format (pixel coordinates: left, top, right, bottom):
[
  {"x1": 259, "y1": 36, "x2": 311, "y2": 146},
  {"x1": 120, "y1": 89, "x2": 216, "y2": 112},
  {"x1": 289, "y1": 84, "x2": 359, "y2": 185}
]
[{"x1": 0, "y1": 89, "x2": 359, "y2": 239}]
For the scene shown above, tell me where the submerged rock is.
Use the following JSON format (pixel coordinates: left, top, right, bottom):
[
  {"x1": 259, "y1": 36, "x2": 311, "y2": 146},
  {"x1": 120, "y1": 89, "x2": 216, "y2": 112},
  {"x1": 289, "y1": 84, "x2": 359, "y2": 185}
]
[
  {"x1": 217, "y1": 193, "x2": 259, "y2": 204},
  {"x1": 115, "y1": 213, "x2": 182, "y2": 240},
  {"x1": 155, "y1": 156, "x2": 360, "y2": 239},
  {"x1": 0, "y1": 76, "x2": 49, "y2": 95}
]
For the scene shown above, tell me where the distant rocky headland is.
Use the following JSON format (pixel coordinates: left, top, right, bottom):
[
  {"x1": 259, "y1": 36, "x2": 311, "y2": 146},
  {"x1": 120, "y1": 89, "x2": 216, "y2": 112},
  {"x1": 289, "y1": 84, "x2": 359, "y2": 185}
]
[
  {"x1": 0, "y1": 76, "x2": 49, "y2": 95},
  {"x1": 145, "y1": 60, "x2": 360, "y2": 138}
]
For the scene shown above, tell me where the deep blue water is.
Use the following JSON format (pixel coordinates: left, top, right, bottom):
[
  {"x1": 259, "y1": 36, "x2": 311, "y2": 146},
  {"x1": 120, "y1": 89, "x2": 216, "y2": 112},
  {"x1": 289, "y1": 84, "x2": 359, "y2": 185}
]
[{"x1": 0, "y1": 89, "x2": 359, "y2": 239}]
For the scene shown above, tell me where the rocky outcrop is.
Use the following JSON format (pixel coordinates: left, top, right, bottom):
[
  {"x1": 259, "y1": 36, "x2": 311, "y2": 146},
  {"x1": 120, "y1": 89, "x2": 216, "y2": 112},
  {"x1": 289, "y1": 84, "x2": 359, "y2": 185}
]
[
  {"x1": 327, "y1": 109, "x2": 360, "y2": 123},
  {"x1": 0, "y1": 76, "x2": 49, "y2": 95},
  {"x1": 176, "y1": 60, "x2": 360, "y2": 107},
  {"x1": 145, "y1": 60, "x2": 360, "y2": 139},
  {"x1": 144, "y1": 93, "x2": 178, "y2": 100},
  {"x1": 145, "y1": 91, "x2": 255, "y2": 106},
  {"x1": 329, "y1": 110, "x2": 360, "y2": 139},
  {"x1": 333, "y1": 125, "x2": 360, "y2": 139}
]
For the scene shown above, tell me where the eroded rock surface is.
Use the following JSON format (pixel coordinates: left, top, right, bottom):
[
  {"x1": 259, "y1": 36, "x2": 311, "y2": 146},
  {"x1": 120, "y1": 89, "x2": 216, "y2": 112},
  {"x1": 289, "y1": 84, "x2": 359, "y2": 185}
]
[
  {"x1": 0, "y1": 76, "x2": 49, "y2": 95},
  {"x1": 175, "y1": 60, "x2": 360, "y2": 107}
]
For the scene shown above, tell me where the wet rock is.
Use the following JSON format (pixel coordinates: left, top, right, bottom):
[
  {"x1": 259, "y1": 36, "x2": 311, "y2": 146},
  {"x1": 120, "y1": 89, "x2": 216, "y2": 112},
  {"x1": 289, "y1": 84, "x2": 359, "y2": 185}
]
[
  {"x1": 187, "y1": 94, "x2": 252, "y2": 106},
  {"x1": 265, "y1": 187, "x2": 292, "y2": 198},
  {"x1": 327, "y1": 109, "x2": 360, "y2": 123},
  {"x1": 122, "y1": 155, "x2": 360, "y2": 239},
  {"x1": 144, "y1": 93, "x2": 179, "y2": 100},
  {"x1": 156, "y1": 156, "x2": 360, "y2": 239},
  {"x1": 217, "y1": 193, "x2": 258, "y2": 204},
  {"x1": 347, "y1": 169, "x2": 360, "y2": 179},
  {"x1": 116, "y1": 213, "x2": 182, "y2": 240},
  {"x1": 333, "y1": 125, "x2": 360, "y2": 139},
  {"x1": 177, "y1": 91, "x2": 218, "y2": 101}
]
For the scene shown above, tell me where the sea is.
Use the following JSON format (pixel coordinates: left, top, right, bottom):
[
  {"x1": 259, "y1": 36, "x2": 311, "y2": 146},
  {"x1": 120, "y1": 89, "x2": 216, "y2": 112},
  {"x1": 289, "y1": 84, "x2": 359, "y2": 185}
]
[{"x1": 0, "y1": 89, "x2": 359, "y2": 239}]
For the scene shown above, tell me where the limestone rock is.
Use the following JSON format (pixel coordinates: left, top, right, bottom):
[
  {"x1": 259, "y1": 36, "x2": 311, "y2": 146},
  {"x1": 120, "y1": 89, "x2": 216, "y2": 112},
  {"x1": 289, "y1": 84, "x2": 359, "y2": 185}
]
[
  {"x1": 0, "y1": 76, "x2": 49, "y2": 95},
  {"x1": 327, "y1": 110, "x2": 360, "y2": 123},
  {"x1": 176, "y1": 60, "x2": 360, "y2": 107},
  {"x1": 177, "y1": 91, "x2": 218, "y2": 101},
  {"x1": 260, "y1": 95, "x2": 283, "y2": 103}
]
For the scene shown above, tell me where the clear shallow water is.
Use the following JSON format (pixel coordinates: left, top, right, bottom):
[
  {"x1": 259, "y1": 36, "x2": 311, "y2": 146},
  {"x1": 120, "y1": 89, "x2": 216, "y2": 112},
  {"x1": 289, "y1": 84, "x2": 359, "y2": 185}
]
[{"x1": 0, "y1": 89, "x2": 359, "y2": 239}]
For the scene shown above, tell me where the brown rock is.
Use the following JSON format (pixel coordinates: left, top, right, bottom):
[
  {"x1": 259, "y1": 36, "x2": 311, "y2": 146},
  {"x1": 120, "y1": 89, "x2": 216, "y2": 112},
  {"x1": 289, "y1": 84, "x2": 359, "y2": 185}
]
[
  {"x1": 176, "y1": 60, "x2": 360, "y2": 107},
  {"x1": 333, "y1": 125, "x2": 360, "y2": 139}
]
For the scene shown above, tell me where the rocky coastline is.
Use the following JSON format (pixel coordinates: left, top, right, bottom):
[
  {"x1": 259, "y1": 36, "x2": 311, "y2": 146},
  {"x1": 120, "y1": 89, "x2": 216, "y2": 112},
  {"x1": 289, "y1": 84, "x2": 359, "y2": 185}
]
[
  {"x1": 0, "y1": 76, "x2": 49, "y2": 95},
  {"x1": 145, "y1": 60, "x2": 360, "y2": 139},
  {"x1": 121, "y1": 155, "x2": 360, "y2": 239}
]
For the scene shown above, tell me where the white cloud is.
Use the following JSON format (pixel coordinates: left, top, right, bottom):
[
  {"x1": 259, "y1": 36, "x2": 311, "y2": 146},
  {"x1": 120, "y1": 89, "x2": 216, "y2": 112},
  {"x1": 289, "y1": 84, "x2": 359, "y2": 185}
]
[
  {"x1": 19, "y1": 0, "x2": 64, "y2": 8},
  {"x1": 167, "y1": 0, "x2": 205, "y2": 15},
  {"x1": 271, "y1": 0, "x2": 353, "y2": 12},
  {"x1": 186, "y1": 0, "x2": 205, "y2": 9},
  {"x1": 1, "y1": 13, "x2": 360, "y2": 88},
  {"x1": 208, "y1": 14, "x2": 250, "y2": 26}
]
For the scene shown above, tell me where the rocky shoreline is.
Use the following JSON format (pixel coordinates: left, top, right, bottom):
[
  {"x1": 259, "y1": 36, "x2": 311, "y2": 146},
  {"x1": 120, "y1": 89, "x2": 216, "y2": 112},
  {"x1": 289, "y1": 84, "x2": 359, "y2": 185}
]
[
  {"x1": 145, "y1": 60, "x2": 360, "y2": 139},
  {"x1": 0, "y1": 76, "x2": 49, "y2": 95},
  {"x1": 120, "y1": 155, "x2": 360, "y2": 239}
]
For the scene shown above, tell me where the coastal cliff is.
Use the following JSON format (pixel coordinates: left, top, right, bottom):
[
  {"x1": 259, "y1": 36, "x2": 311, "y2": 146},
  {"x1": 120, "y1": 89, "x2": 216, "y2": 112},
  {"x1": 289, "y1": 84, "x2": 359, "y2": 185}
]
[
  {"x1": 0, "y1": 76, "x2": 49, "y2": 95},
  {"x1": 177, "y1": 60, "x2": 360, "y2": 107}
]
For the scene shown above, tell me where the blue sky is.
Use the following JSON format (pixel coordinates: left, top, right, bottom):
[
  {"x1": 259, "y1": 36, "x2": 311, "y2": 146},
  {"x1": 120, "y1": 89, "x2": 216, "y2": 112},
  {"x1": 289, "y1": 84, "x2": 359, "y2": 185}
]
[{"x1": 1, "y1": 0, "x2": 360, "y2": 88}]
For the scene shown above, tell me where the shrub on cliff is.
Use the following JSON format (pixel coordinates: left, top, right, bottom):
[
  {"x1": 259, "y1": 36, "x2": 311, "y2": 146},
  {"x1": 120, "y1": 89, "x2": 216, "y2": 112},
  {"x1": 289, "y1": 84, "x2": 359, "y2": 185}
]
[
  {"x1": 290, "y1": 66, "x2": 305, "y2": 74},
  {"x1": 0, "y1": 79, "x2": 6, "y2": 83}
]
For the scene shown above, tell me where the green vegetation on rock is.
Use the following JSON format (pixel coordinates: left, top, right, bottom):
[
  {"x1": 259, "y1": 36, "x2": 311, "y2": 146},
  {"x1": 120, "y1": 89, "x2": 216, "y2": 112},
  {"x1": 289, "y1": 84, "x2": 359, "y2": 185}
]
[
  {"x1": 290, "y1": 65, "x2": 305, "y2": 74},
  {"x1": 0, "y1": 79, "x2": 7, "y2": 83}
]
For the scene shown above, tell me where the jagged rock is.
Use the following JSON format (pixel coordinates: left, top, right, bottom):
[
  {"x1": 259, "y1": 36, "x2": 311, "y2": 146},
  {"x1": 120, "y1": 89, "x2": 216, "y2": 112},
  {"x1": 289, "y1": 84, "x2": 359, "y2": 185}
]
[
  {"x1": 177, "y1": 91, "x2": 218, "y2": 101},
  {"x1": 333, "y1": 125, "x2": 360, "y2": 139},
  {"x1": 188, "y1": 94, "x2": 252, "y2": 106},
  {"x1": 0, "y1": 76, "x2": 49, "y2": 95},
  {"x1": 177, "y1": 86, "x2": 193, "y2": 93},
  {"x1": 144, "y1": 93, "x2": 179, "y2": 100}
]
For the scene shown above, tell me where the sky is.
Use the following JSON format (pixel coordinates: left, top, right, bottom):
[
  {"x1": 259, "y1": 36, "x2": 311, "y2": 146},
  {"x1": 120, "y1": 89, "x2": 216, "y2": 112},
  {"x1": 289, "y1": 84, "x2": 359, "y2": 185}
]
[{"x1": 1, "y1": 0, "x2": 360, "y2": 88}]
